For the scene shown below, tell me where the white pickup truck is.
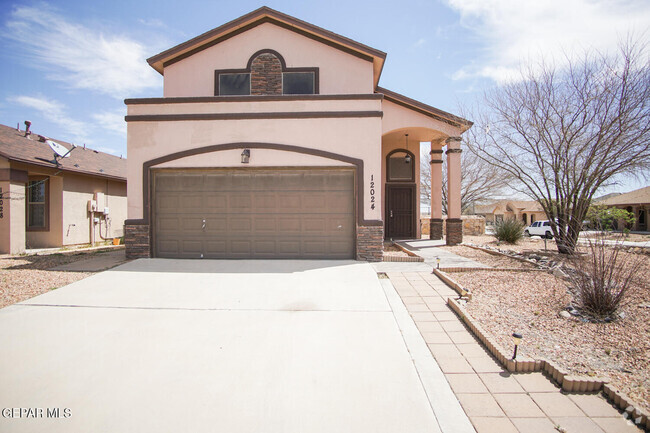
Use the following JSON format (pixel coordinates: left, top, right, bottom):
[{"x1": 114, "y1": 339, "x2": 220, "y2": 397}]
[{"x1": 524, "y1": 220, "x2": 554, "y2": 238}]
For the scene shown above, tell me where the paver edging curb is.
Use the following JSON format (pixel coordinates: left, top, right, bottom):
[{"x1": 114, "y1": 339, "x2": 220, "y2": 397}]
[
  {"x1": 390, "y1": 242, "x2": 425, "y2": 262},
  {"x1": 444, "y1": 298, "x2": 650, "y2": 430},
  {"x1": 382, "y1": 255, "x2": 425, "y2": 262},
  {"x1": 463, "y1": 244, "x2": 544, "y2": 269},
  {"x1": 433, "y1": 270, "x2": 650, "y2": 430}
]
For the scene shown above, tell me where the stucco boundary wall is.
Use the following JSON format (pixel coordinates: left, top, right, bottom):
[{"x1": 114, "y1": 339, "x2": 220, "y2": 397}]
[
  {"x1": 421, "y1": 215, "x2": 485, "y2": 237},
  {"x1": 432, "y1": 268, "x2": 650, "y2": 431}
]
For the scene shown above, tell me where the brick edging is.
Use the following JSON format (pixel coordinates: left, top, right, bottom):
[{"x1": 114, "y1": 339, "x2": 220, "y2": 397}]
[
  {"x1": 382, "y1": 255, "x2": 424, "y2": 262},
  {"x1": 435, "y1": 269, "x2": 650, "y2": 430},
  {"x1": 391, "y1": 243, "x2": 424, "y2": 262},
  {"x1": 464, "y1": 244, "x2": 542, "y2": 268}
]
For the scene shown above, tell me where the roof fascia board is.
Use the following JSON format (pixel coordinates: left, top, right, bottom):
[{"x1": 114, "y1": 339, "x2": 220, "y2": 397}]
[
  {"x1": 377, "y1": 86, "x2": 472, "y2": 131},
  {"x1": 1, "y1": 154, "x2": 126, "y2": 182},
  {"x1": 148, "y1": 7, "x2": 386, "y2": 77}
]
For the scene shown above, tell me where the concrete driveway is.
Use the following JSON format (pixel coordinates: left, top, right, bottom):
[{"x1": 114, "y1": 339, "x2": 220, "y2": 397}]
[{"x1": 0, "y1": 260, "x2": 473, "y2": 433}]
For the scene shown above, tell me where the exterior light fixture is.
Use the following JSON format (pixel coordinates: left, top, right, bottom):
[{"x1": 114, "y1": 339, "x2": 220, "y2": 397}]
[
  {"x1": 511, "y1": 332, "x2": 523, "y2": 359},
  {"x1": 404, "y1": 133, "x2": 411, "y2": 163},
  {"x1": 241, "y1": 149, "x2": 250, "y2": 164},
  {"x1": 436, "y1": 257, "x2": 441, "y2": 269}
]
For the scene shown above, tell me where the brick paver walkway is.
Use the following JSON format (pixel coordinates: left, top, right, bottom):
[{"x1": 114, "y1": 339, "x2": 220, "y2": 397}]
[{"x1": 386, "y1": 271, "x2": 641, "y2": 433}]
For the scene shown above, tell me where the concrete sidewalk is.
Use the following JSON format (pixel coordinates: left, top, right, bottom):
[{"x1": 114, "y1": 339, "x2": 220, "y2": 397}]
[
  {"x1": 0, "y1": 259, "x2": 473, "y2": 433},
  {"x1": 395, "y1": 239, "x2": 487, "y2": 268}
]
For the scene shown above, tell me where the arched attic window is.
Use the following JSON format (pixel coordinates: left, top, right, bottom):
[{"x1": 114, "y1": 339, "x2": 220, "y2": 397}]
[
  {"x1": 386, "y1": 149, "x2": 415, "y2": 182},
  {"x1": 214, "y1": 49, "x2": 318, "y2": 96}
]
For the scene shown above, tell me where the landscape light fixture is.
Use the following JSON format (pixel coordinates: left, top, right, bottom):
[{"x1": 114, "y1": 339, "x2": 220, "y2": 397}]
[
  {"x1": 436, "y1": 257, "x2": 441, "y2": 269},
  {"x1": 241, "y1": 149, "x2": 250, "y2": 164},
  {"x1": 511, "y1": 332, "x2": 523, "y2": 360}
]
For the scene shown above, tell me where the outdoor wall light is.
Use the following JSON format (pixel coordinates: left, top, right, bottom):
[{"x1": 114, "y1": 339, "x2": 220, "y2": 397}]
[
  {"x1": 404, "y1": 133, "x2": 411, "y2": 163},
  {"x1": 241, "y1": 149, "x2": 250, "y2": 164},
  {"x1": 511, "y1": 332, "x2": 523, "y2": 359}
]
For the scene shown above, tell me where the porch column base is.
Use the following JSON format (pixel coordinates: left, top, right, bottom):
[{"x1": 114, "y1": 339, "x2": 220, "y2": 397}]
[
  {"x1": 357, "y1": 224, "x2": 383, "y2": 262},
  {"x1": 125, "y1": 221, "x2": 151, "y2": 259},
  {"x1": 446, "y1": 218, "x2": 463, "y2": 246},
  {"x1": 429, "y1": 218, "x2": 443, "y2": 240}
]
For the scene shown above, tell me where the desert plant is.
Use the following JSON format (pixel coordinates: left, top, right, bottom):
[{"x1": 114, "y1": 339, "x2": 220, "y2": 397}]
[
  {"x1": 565, "y1": 233, "x2": 642, "y2": 321},
  {"x1": 493, "y1": 218, "x2": 525, "y2": 244}
]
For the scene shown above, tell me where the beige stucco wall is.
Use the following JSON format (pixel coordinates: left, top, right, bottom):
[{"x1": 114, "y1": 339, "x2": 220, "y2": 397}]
[
  {"x1": 382, "y1": 100, "x2": 461, "y2": 139},
  {"x1": 26, "y1": 175, "x2": 63, "y2": 249},
  {"x1": 163, "y1": 22, "x2": 374, "y2": 97},
  {"x1": 127, "y1": 98, "x2": 383, "y2": 222},
  {"x1": 3, "y1": 161, "x2": 126, "y2": 250},
  {"x1": 0, "y1": 180, "x2": 26, "y2": 254},
  {"x1": 62, "y1": 174, "x2": 127, "y2": 245}
]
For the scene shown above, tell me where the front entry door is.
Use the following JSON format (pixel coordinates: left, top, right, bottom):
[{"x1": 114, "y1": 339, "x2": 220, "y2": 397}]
[{"x1": 385, "y1": 184, "x2": 415, "y2": 239}]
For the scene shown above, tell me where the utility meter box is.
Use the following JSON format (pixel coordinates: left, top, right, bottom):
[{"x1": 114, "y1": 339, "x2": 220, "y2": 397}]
[
  {"x1": 94, "y1": 192, "x2": 105, "y2": 207},
  {"x1": 103, "y1": 207, "x2": 110, "y2": 215},
  {"x1": 87, "y1": 200, "x2": 97, "y2": 212}
]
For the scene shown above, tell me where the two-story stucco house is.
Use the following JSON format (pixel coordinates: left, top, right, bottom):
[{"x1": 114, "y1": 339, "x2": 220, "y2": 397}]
[{"x1": 124, "y1": 7, "x2": 471, "y2": 261}]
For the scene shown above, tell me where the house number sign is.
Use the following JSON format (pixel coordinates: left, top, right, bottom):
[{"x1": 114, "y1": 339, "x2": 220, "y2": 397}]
[
  {"x1": 0, "y1": 187, "x2": 3, "y2": 219},
  {"x1": 370, "y1": 175, "x2": 376, "y2": 210}
]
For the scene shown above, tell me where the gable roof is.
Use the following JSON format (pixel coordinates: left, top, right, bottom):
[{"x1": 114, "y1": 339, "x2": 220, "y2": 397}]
[
  {"x1": 0, "y1": 124, "x2": 126, "y2": 181},
  {"x1": 377, "y1": 86, "x2": 472, "y2": 130},
  {"x1": 597, "y1": 186, "x2": 650, "y2": 206},
  {"x1": 147, "y1": 6, "x2": 387, "y2": 89},
  {"x1": 474, "y1": 200, "x2": 543, "y2": 214}
]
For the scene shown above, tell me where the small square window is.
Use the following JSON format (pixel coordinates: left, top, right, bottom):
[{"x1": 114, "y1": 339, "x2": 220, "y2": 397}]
[
  {"x1": 283, "y1": 72, "x2": 315, "y2": 95},
  {"x1": 219, "y1": 73, "x2": 250, "y2": 95}
]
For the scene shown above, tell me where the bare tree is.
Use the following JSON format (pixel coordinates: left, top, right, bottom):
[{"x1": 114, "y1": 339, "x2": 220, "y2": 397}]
[
  {"x1": 466, "y1": 39, "x2": 650, "y2": 254},
  {"x1": 420, "y1": 148, "x2": 509, "y2": 214}
]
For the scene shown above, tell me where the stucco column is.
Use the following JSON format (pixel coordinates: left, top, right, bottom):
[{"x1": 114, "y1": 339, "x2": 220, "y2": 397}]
[
  {"x1": 429, "y1": 139, "x2": 444, "y2": 240},
  {"x1": 446, "y1": 136, "x2": 462, "y2": 245}
]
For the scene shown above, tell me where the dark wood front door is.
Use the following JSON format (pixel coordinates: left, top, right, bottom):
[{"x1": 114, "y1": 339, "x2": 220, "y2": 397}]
[{"x1": 385, "y1": 184, "x2": 415, "y2": 239}]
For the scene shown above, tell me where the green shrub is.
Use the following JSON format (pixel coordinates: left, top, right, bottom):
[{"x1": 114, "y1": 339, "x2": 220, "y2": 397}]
[{"x1": 493, "y1": 218, "x2": 525, "y2": 244}]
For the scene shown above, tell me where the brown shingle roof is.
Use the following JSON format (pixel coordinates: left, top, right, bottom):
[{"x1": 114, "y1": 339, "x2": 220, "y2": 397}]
[
  {"x1": 598, "y1": 186, "x2": 650, "y2": 206},
  {"x1": 0, "y1": 124, "x2": 126, "y2": 181}
]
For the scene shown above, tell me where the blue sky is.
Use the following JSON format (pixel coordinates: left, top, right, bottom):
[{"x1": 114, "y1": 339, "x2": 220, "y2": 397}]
[{"x1": 1, "y1": 0, "x2": 648, "y2": 193}]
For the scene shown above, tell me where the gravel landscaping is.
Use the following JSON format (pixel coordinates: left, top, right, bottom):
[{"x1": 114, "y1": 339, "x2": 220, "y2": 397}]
[
  {"x1": 444, "y1": 236, "x2": 650, "y2": 413},
  {"x1": 0, "y1": 249, "x2": 118, "y2": 309}
]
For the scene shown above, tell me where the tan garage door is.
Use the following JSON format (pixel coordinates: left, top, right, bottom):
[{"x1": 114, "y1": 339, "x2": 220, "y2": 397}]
[{"x1": 153, "y1": 168, "x2": 355, "y2": 259}]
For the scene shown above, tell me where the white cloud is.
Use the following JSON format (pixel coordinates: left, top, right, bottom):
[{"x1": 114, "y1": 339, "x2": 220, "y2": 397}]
[
  {"x1": 92, "y1": 109, "x2": 126, "y2": 138},
  {"x1": 138, "y1": 18, "x2": 166, "y2": 28},
  {"x1": 9, "y1": 95, "x2": 90, "y2": 144},
  {"x1": 4, "y1": 5, "x2": 161, "y2": 99},
  {"x1": 446, "y1": 0, "x2": 650, "y2": 82}
]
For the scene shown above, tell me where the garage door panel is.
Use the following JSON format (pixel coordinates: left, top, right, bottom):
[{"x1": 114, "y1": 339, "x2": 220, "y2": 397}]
[
  {"x1": 230, "y1": 240, "x2": 252, "y2": 255},
  {"x1": 153, "y1": 169, "x2": 354, "y2": 259},
  {"x1": 204, "y1": 194, "x2": 228, "y2": 211},
  {"x1": 254, "y1": 218, "x2": 277, "y2": 232},
  {"x1": 181, "y1": 240, "x2": 202, "y2": 254},
  {"x1": 180, "y1": 194, "x2": 203, "y2": 210},
  {"x1": 205, "y1": 240, "x2": 227, "y2": 255},
  {"x1": 229, "y1": 217, "x2": 252, "y2": 231},
  {"x1": 205, "y1": 218, "x2": 227, "y2": 232}
]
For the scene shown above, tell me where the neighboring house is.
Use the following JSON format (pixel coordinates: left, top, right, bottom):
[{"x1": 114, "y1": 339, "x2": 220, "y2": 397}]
[
  {"x1": 474, "y1": 200, "x2": 546, "y2": 226},
  {"x1": 125, "y1": 7, "x2": 471, "y2": 261},
  {"x1": 595, "y1": 186, "x2": 649, "y2": 232},
  {"x1": 0, "y1": 123, "x2": 127, "y2": 254}
]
